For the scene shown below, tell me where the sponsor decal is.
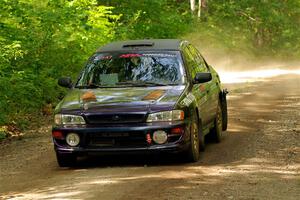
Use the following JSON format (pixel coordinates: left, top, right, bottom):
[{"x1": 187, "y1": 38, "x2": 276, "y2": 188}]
[
  {"x1": 119, "y1": 54, "x2": 142, "y2": 58},
  {"x1": 142, "y1": 90, "x2": 166, "y2": 101},
  {"x1": 142, "y1": 53, "x2": 176, "y2": 57},
  {"x1": 180, "y1": 93, "x2": 195, "y2": 106},
  {"x1": 199, "y1": 85, "x2": 206, "y2": 92},
  {"x1": 94, "y1": 55, "x2": 112, "y2": 60},
  {"x1": 198, "y1": 96, "x2": 207, "y2": 106},
  {"x1": 81, "y1": 91, "x2": 97, "y2": 102},
  {"x1": 83, "y1": 103, "x2": 89, "y2": 110}
]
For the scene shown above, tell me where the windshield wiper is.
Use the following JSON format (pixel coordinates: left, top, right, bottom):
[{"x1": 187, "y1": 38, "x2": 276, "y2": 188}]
[
  {"x1": 117, "y1": 81, "x2": 169, "y2": 87},
  {"x1": 75, "y1": 81, "x2": 177, "y2": 89}
]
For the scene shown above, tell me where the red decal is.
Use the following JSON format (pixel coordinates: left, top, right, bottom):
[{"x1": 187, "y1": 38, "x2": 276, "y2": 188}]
[
  {"x1": 199, "y1": 85, "x2": 205, "y2": 92},
  {"x1": 146, "y1": 133, "x2": 152, "y2": 144},
  {"x1": 119, "y1": 54, "x2": 142, "y2": 58}
]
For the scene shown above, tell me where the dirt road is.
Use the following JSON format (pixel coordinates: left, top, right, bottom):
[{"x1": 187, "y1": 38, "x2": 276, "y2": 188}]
[{"x1": 0, "y1": 74, "x2": 299, "y2": 200}]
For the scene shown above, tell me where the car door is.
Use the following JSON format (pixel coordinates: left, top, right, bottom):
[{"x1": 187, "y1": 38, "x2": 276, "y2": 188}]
[
  {"x1": 182, "y1": 45, "x2": 210, "y2": 126},
  {"x1": 200, "y1": 56, "x2": 220, "y2": 121},
  {"x1": 188, "y1": 45, "x2": 218, "y2": 123}
]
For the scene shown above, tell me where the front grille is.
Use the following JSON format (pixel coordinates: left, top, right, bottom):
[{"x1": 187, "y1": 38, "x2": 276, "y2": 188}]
[
  {"x1": 85, "y1": 113, "x2": 146, "y2": 124},
  {"x1": 86, "y1": 131, "x2": 147, "y2": 148}
]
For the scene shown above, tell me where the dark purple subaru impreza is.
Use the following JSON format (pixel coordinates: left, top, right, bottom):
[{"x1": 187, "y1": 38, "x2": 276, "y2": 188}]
[{"x1": 52, "y1": 39, "x2": 227, "y2": 167}]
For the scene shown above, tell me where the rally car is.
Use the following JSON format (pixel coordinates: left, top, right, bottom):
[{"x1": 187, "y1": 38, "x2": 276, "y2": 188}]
[{"x1": 52, "y1": 39, "x2": 228, "y2": 167}]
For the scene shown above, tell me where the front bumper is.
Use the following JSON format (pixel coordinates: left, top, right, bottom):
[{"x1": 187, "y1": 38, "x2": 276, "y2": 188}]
[{"x1": 53, "y1": 121, "x2": 190, "y2": 155}]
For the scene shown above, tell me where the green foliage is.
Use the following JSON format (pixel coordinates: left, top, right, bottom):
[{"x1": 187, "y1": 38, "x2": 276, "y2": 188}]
[
  {"x1": 193, "y1": 0, "x2": 300, "y2": 57},
  {"x1": 99, "y1": 0, "x2": 192, "y2": 39},
  {"x1": 0, "y1": 0, "x2": 118, "y2": 126},
  {"x1": 0, "y1": 131, "x2": 6, "y2": 140}
]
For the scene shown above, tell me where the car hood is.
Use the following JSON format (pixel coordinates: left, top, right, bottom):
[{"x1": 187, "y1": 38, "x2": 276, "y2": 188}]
[{"x1": 55, "y1": 86, "x2": 186, "y2": 114}]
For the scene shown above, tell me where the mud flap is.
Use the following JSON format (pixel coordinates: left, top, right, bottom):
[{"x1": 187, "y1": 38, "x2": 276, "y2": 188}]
[{"x1": 220, "y1": 89, "x2": 228, "y2": 131}]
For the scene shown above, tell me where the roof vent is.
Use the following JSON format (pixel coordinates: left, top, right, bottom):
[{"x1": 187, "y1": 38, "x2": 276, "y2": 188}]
[{"x1": 122, "y1": 42, "x2": 154, "y2": 48}]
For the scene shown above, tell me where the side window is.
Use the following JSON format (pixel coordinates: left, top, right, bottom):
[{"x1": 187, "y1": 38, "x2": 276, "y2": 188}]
[
  {"x1": 182, "y1": 46, "x2": 198, "y2": 79},
  {"x1": 188, "y1": 45, "x2": 209, "y2": 72}
]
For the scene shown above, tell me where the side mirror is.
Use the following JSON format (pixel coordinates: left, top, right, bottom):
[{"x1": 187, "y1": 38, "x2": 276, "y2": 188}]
[
  {"x1": 193, "y1": 72, "x2": 212, "y2": 84},
  {"x1": 58, "y1": 77, "x2": 73, "y2": 88}
]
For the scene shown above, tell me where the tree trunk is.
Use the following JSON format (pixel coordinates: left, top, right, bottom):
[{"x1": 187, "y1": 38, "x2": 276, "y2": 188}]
[
  {"x1": 202, "y1": 0, "x2": 207, "y2": 8},
  {"x1": 197, "y1": 0, "x2": 202, "y2": 17},
  {"x1": 197, "y1": 0, "x2": 207, "y2": 18},
  {"x1": 190, "y1": 0, "x2": 196, "y2": 13}
]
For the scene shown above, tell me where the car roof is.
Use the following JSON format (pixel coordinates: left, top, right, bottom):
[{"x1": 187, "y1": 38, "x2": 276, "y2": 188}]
[{"x1": 97, "y1": 39, "x2": 184, "y2": 52}]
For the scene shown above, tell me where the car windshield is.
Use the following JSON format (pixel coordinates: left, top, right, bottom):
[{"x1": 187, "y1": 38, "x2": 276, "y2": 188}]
[{"x1": 75, "y1": 52, "x2": 185, "y2": 88}]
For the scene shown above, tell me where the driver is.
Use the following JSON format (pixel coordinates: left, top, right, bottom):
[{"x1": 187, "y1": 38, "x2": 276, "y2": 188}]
[{"x1": 130, "y1": 56, "x2": 153, "y2": 81}]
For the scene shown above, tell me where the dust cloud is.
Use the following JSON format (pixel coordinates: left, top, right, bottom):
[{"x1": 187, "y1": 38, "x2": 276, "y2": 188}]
[
  {"x1": 219, "y1": 68, "x2": 300, "y2": 83},
  {"x1": 201, "y1": 51, "x2": 300, "y2": 84}
]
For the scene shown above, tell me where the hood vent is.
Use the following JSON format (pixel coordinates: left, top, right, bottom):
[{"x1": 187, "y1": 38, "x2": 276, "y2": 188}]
[{"x1": 122, "y1": 42, "x2": 154, "y2": 48}]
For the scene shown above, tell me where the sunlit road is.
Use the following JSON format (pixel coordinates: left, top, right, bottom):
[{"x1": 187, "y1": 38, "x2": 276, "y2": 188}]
[{"x1": 220, "y1": 68, "x2": 300, "y2": 83}]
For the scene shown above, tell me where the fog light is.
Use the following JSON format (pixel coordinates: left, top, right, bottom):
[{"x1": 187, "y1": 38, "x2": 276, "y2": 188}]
[
  {"x1": 66, "y1": 133, "x2": 80, "y2": 147},
  {"x1": 153, "y1": 130, "x2": 168, "y2": 144}
]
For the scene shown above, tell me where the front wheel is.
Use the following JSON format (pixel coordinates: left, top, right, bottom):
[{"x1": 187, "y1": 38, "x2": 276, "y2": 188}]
[
  {"x1": 211, "y1": 102, "x2": 223, "y2": 143},
  {"x1": 198, "y1": 120, "x2": 205, "y2": 152},
  {"x1": 184, "y1": 114, "x2": 200, "y2": 162}
]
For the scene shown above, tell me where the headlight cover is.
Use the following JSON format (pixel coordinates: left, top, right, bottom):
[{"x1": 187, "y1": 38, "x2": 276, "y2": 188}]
[
  {"x1": 146, "y1": 110, "x2": 184, "y2": 122},
  {"x1": 54, "y1": 114, "x2": 86, "y2": 125}
]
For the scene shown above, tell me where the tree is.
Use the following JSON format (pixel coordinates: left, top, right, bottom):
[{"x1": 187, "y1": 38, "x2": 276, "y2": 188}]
[
  {"x1": 0, "y1": 0, "x2": 118, "y2": 125},
  {"x1": 190, "y1": 0, "x2": 196, "y2": 13},
  {"x1": 193, "y1": 0, "x2": 300, "y2": 57},
  {"x1": 190, "y1": 0, "x2": 207, "y2": 18},
  {"x1": 198, "y1": 0, "x2": 207, "y2": 17}
]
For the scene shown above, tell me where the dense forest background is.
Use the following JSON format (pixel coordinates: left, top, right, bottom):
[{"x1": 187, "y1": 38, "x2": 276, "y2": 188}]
[{"x1": 0, "y1": 0, "x2": 299, "y2": 132}]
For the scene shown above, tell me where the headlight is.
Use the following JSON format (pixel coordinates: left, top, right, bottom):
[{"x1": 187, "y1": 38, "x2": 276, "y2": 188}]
[
  {"x1": 146, "y1": 110, "x2": 184, "y2": 122},
  {"x1": 54, "y1": 114, "x2": 86, "y2": 125}
]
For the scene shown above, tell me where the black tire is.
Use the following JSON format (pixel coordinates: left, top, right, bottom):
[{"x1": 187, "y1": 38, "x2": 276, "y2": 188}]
[
  {"x1": 221, "y1": 91, "x2": 228, "y2": 131},
  {"x1": 184, "y1": 114, "x2": 200, "y2": 162},
  {"x1": 211, "y1": 102, "x2": 223, "y2": 143},
  {"x1": 56, "y1": 152, "x2": 77, "y2": 167},
  {"x1": 198, "y1": 120, "x2": 205, "y2": 152}
]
